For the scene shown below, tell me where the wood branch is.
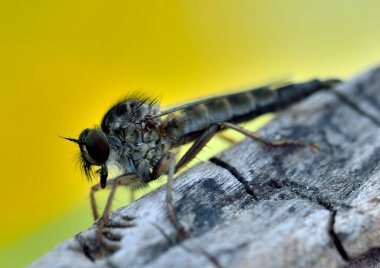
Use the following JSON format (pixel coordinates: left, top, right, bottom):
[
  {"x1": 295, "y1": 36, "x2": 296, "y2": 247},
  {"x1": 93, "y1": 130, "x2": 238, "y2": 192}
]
[{"x1": 30, "y1": 65, "x2": 380, "y2": 268}]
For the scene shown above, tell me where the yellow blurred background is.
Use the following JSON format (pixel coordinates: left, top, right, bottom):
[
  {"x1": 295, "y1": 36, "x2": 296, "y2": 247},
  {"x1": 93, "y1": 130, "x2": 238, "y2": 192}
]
[{"x1": 1, "y1": 0, "x2": 380, "y2": 267}]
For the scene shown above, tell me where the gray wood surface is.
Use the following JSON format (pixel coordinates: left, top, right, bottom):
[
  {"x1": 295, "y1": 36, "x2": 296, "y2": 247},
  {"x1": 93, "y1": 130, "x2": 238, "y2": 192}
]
[{"x1": 30, "y1": 65, "x2": 380, "y2": 268}]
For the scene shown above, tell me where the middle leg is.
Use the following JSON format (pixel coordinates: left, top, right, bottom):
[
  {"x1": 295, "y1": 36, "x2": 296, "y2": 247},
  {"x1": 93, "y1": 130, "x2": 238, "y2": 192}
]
[
  {"x1": 166, "y1": 152, "x2": 188, "y2": 240},
  {"x1": 151, "y1": 125, "x2": 220, "y2": 240}
]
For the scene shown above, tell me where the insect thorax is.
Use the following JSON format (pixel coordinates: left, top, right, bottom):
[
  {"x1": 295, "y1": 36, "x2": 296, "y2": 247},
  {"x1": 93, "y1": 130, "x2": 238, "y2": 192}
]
[{"x1": 101, "y1": 98, "x2": 170, "y2": 182}]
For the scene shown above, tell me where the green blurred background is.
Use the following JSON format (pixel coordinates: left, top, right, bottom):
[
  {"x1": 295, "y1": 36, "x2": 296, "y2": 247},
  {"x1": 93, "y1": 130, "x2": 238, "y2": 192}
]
[{"x1": 1, "y1": 1, "x2": 380, "y2": 267}]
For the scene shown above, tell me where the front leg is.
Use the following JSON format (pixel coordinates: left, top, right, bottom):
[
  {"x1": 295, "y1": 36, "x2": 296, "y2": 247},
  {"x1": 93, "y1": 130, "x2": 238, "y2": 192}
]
[
  {"x1": 91, "y1": 174, "x2": 139, "y2": 255},
  {"x1": 90, "y1": 175, "x2": 139, "y2": 220}
]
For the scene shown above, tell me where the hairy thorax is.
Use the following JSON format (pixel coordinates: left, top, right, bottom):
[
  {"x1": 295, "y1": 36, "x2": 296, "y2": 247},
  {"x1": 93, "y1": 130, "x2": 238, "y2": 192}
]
[{"x1": 101, "y1": 98, "x2": 172, "y2": 182}]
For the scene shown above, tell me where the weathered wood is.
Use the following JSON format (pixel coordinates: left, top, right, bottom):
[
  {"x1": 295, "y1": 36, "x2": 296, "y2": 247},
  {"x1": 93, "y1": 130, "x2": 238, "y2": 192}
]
[{"x1": 30, "y1": 66, "x2": 380, "y2": 268}]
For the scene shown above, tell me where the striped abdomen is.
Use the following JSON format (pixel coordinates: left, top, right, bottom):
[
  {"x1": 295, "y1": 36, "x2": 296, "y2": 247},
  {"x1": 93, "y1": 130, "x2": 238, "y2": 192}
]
[{"x1": 169, "y1": 79, "x2": 339, "y2": 146}]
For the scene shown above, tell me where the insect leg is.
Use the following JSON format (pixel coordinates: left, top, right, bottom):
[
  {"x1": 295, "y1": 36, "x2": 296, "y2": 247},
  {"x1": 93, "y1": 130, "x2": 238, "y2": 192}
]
[
  {"x1": 165, "y1": 152, "x2": 189, "y2": 240},
  {"x1": 129, "y1": 188, "x2": 135, "y2": 204},
  {"x1": 175, "y1": 124, "x2": 220, "y2": 172},
  {"x1": 164, "y1": 124, "x2": 231, "y2": 239},
  {"x1": 148, "y1": 153, "x2": 187, "y2": 238},
  {"x1": 90, "y1": 177, "x2": 121, "y2": 220},
  {"x1": 90, "y1": 176, "x2": 136, "y2": 220},
  {"x1": 221, "y1": 122, "x2": 317, "y2": 150},
  {"x1": 90, "y1": 184, "x2": 101, "y2": 220},
  {"x1": 217, "y1": 132, "x2": 238, "y2": 144},
  {"x1": 91, "y1": 174, "x2": 139, "y2": 254}
]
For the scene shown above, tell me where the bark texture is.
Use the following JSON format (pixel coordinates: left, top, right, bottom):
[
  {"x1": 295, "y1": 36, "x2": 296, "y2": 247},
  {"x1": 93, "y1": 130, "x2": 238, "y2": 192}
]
[{"x1": 30, "y1": 65, "x2": 380, "y2": 268}]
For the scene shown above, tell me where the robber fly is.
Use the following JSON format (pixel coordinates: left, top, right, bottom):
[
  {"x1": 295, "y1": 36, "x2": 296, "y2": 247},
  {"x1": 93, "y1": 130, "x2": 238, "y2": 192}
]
[{"x1": 62, "y1": 78, "x2": 340, "y2": 250}]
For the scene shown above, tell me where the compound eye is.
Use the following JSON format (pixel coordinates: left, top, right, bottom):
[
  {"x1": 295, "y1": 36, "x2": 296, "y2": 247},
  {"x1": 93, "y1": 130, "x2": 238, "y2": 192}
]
[{"x1": 81, "y1": 129, "x2": 110, "y2": 165}]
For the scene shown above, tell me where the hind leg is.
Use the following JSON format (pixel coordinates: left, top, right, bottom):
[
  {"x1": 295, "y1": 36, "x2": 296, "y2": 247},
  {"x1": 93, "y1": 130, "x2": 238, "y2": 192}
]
[{"x1": 221, "y1": 122, "x2": 317, "y2": 151}]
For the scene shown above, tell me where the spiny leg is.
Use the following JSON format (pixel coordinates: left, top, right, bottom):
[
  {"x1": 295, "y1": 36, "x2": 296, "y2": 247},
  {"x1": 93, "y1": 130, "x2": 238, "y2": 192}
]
[
  {"x1": 217, "y1": 132, "x2": 238, "y2": 144},
  {"x1": 221, "y1": 122, "x2": 317, "y2": 151},
  {"x1": 129, "y1": 188, "x2": 135, "y2": 204},
  {"x1": 166, "y1": 124, "x2": 247, "y2": 239},
  {"x1": 164, "y1": 125, "x2": 220, "y2": 240},
  {"x1": 166, "y1": 152, "x2": 188, "y2": 240},
  {"x1": 90, "y1": 177, "x2": 124, "y2": 221},
  {"x1": 90, "y1": 184, "x2": 101, "y2": 220},
  {"x1": 175, "y1": 124, "x2": 219, "y2": 172},
  {"x1": 96, "y1": 181, "x2": 118, "y2": 255},
  {"x1": 91, "y1": 174, "x2": 139, "y2": 255}
]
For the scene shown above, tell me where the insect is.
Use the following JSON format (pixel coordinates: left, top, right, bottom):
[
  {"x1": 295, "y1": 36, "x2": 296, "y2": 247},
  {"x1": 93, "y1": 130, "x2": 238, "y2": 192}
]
[{"x1": 62, "y1": 78, "x2": 340, "y2": 253}]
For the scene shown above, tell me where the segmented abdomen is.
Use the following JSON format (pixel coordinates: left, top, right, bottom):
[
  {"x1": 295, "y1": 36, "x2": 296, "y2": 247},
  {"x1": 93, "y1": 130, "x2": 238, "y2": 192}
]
[{"x1": 171, "y1": 79, "x2": 337, "y2": 145}]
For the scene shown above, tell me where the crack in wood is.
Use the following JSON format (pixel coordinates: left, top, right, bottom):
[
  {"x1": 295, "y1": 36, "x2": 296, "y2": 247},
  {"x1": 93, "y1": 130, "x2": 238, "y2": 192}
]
[
  {"x1": 329, "y1": 211, "x2": 350, "y2": 262},
  {"x1": 210, "y1": 156, "x2": 352, "y2": 213},
  {"x1": 209, "y1": 157, "x2": 260, "y2": 201},
  {"x1": 333, "y1": 90, "x2": 380, "y2": 127},
  {"x1": 280, "y1": 180, "x2": 352, "y2": 212},
  {"x1": 210, "y1": 156, "x2": 352, "y2": 263}
]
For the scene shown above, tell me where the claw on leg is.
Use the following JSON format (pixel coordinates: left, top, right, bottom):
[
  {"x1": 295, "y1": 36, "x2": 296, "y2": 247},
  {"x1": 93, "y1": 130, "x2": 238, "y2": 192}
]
[{"x1": 90, "y1": 174, "x2": 139, "y2": 256}]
